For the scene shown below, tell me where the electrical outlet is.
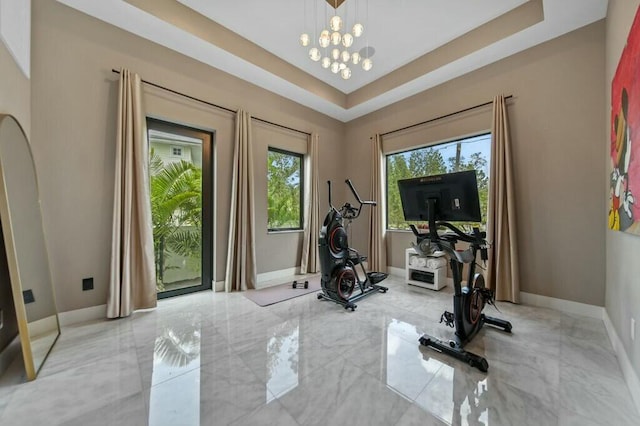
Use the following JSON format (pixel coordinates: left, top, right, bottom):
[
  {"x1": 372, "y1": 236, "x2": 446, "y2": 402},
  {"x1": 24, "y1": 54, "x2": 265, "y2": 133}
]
[
  {"x1": 632, "y1": 318, "x2": 636, "y2": 341},
  {"x1": 23, "y1": 289, "x2": 35, "y2": 304},
  {"x1": 82, "y1": 277, "x2": 94, "y2": 291}
]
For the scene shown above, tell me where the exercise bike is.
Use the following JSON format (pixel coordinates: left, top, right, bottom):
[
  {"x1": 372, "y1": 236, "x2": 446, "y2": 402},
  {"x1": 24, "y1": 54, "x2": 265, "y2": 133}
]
[
  {"x1": 398, "y1": 171, "x2": 512, "y2": 372},
  {"x1": 317, "y1": 179, "x2": 388, "y2": 311}
]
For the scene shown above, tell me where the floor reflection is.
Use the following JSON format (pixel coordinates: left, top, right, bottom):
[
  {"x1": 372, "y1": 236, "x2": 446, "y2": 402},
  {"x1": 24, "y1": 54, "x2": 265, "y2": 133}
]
[
  {"x1": 148, "y1": 314, "x2": 202, "y2": 426},
  {"x1": 416, "y1": 346, "x2": 494, "y2": 426},
  {"x1": 385, "y1": 318, "x2": 490, "y2": 425},
  {"x1": 266, "y1": 321, "x2": 299, "y2": 402}
]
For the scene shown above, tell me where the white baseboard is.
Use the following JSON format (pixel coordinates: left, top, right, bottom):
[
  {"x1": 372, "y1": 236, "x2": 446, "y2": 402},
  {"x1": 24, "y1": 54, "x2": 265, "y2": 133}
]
[
  {"x1": 519, "y1": 292, "x2": 604, "y2": 319},
  {"x1": 603, "y1": 310, "x2": 640, "y2": 415},
  {"x1": 215, "y1": 280, "x2": 225, "y2": 292},
  {"x1": 28, "y1": 315, "x2": 59, "y2": 338},
  {"x1": 58, "y1": 304, "x2": 106, "y2": 327},
  {"x1": 388, "y1": 266, "x2": 404, "y2": 277}
]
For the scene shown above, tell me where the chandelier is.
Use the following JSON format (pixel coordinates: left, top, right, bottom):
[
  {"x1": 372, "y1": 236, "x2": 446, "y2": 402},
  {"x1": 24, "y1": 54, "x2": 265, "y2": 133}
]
[{"x1": 300, "y1": 0, "x2": 372, "y2": 80}]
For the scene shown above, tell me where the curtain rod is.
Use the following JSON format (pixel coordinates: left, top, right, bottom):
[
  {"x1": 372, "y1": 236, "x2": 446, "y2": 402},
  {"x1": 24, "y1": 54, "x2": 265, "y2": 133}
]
[
  {"x1": 111, "y1": 69, "x2": 311, "y2": 137},
  {"x1": 376, "y1": 95, "x2": 513, "y2": 138}
]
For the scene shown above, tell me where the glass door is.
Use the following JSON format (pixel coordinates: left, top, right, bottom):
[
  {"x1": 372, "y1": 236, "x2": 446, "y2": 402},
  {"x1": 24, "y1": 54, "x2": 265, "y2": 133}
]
[{"x1": 146, "y1": 118, "x2": 213, "y2": 298}]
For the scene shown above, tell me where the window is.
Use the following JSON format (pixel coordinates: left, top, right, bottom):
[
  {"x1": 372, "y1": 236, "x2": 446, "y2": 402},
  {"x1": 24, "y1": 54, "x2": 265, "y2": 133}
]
[
  {"x1": 147, "y1": 118, "x2": 214, "y2": 299},
  {"x1": 386, "y1": 133, "x2": 491, "y2": 230},
  {"x1": 267, "y1": 148, "x2": 303, "y2": 231}
]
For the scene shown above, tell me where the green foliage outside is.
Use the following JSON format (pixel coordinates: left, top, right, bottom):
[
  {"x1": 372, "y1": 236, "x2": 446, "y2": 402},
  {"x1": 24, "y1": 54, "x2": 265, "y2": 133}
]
[
  {"x1": 150, "y1": 150, "x2": 202, "y2": 291},
  {"x1": 267, "y1": 150, "x2": 302, "y2": 230},
  {"x1": 386, "y1": 139, "x2": 490, "y2": 230}
]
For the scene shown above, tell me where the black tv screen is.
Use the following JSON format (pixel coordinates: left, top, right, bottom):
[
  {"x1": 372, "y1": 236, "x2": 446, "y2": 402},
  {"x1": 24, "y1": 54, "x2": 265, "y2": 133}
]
[{"x1": 397, "y1": 170, "x2": 482, "y2": 223}]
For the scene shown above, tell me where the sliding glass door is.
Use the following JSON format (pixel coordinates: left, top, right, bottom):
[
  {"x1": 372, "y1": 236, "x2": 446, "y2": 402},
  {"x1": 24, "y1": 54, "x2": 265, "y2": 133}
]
[{"x1": 146, "y1": 118, "x2": 213, "y2": 298}]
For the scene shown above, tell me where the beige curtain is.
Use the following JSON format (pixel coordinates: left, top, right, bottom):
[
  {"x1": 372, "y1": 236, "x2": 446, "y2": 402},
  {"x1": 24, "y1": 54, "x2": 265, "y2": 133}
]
[
  {"x1": 225, "y1": 109, "x2": 257, "y2": 292},
  {"x1": 487, "y1": 95, "x2": 520, "y2": 302},
  {"x1": 367, "y1": 134, "x2": 387, "y2": 272},
  {"x1": 107, "y1": 69, "x2": 157, "y2": 318},
  {"x1": 300, "y1": 133, "x2": 320, "y2": 274}
]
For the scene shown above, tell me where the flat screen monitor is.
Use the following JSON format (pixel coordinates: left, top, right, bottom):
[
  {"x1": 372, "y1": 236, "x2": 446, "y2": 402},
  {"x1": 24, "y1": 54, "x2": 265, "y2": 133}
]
[{"x1": 397, "y1": 170, "x2": 482, "y2": 223}]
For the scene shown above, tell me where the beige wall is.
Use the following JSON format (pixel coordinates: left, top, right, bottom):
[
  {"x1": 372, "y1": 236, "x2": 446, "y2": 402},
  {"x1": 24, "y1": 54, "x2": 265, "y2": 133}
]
[
  {"x1": 0, "y1": 34, "x2": 30, "y2": 352},
  {"x1": 0, "y1": 40, "x2": 30, "y2": 136},
  {"x1": 30, "y1": 0, "x2": 345, "y2": 313},
  {"x1": 346, "y1": 21, "x2": 606, "y2": 306},
  {"x1": 25, "y1": 0, "x2": 616, "y2": 316},
  {"x1": 605, "y1": 0, "x2": 640, "y2": 384}
]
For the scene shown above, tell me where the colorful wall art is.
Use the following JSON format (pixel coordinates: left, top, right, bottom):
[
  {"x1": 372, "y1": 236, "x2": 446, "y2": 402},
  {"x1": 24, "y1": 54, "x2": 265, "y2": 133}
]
[{"x1": 610, "y1": 5, "x2": 640, "y2": 235}]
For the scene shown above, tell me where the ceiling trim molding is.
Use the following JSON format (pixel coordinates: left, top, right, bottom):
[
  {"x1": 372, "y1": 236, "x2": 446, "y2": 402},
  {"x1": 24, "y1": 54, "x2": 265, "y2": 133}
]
[
  {"x1": 125, "y1": 0, "x2": 348, "y2": 108},
  {"x1": 347, "y1": 0, "x2": 544, "y2": 108}
]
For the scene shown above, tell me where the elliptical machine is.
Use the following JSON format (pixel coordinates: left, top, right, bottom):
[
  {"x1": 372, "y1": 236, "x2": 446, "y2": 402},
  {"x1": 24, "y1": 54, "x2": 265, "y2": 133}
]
[
  {"x1": 318, "y1": 179, "x2": 388, "y2": 311},
  {"x1": 398, "y1": 171, "x2": 512, "y2": 372}
]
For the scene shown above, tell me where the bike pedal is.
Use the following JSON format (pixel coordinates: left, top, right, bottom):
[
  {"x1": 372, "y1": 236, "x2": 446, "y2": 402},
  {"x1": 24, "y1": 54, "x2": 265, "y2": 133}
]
[{"x1": 440, "y1": 311, "x2": 455, "y2": 328}]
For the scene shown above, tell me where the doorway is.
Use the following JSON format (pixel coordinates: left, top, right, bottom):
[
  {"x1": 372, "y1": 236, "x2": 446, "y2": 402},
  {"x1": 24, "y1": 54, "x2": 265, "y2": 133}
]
[{"x1": 146, "y1": 118, "x2": 213, "y2": 299}]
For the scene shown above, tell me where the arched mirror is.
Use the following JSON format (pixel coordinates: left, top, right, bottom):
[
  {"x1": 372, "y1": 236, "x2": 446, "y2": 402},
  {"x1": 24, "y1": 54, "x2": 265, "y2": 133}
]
[{"x1": 0, "y1": 114, "x2": 59, "y2": 380}]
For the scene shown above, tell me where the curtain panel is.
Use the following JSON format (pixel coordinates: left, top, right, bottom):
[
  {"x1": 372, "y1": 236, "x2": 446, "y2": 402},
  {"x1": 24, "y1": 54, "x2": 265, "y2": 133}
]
[
  {"x1": 301, "y1": 133, "x2": 320, "y2": 274},
  {"x1": 224, "y1": 109, "x2": 257, "y2": 292},
  {"x1": 107, "y1": 69, "x2": 157, "y2": 318},
  {"x1": 487, "y1": 95, "x2": 520, "y2": 303},
  {"x1": 367, "y1": 134, "x2": 387, "y2": 272}
]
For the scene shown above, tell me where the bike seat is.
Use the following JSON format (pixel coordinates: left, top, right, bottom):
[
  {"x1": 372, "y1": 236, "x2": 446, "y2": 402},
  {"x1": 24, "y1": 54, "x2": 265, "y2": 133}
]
[{"x1": 453, "y1": 248, "x2": 475, "y2": 264}]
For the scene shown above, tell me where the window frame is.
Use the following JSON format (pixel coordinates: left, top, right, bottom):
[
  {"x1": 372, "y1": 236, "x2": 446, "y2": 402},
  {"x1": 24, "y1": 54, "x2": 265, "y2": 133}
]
[
  {"x1": 146, "y1": 117, "x2": 214, "y2": 299},
  {"x1": 267, "y1": 146, "x2": 304, "y2": 232},
  {"x1": 385, "y1": 132, "x2": 491, "y2": 231}
]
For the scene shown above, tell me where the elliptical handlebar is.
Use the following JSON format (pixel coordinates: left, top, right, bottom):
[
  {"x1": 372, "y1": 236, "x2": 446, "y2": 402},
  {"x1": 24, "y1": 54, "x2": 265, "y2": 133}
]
[
  {"x1": 327, "y1": 180, "x2": 334, "y2": 209},
  {"x1": 345, "y1": 179, "x2": 376, "y2": 206},
  {"x1": 325, "y1": 179, "x2": 376, "y2": 220}
]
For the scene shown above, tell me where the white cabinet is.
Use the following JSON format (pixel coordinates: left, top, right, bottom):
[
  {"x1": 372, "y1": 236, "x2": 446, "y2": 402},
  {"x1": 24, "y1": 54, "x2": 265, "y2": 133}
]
[{"x1": 405, "y1": 248, "x2": 447, "y2": 291}]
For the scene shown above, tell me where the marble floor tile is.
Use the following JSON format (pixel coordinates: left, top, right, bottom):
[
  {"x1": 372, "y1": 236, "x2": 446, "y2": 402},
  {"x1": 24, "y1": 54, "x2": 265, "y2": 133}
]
[
  {"x1": 60, "y1": 392, "x2": 149, "y2": 426},
  {"x1": 560, "y1": 334, "x2": 622, "y2": 378},
  {"x1": 395, "y1": 403, "x2": 449, "y2": 426},
  {"x1": 229, "y1": 398, "x2": 298, "y2": 426},
  {"x1": 0, "y1": 274, "x2": 637, "y2": 425},
  {"x1": 278, "y1": 356, "x2": 410, "y2": 426},
  {"x1": 236, "y1": 320, "x2": 338, "y2": 398},
  {"x1": 416, "y1": 364, "x2": 558, "y2": 426},
  {"x1": 342, "y1": 326, "x2": 443, "y2": 400},
  {"x1": 559, "y1": 362, "x2": 638, "y2": 426},
  {"x1": 0, "y1": 351, "x2": 142, "y2": 426}
]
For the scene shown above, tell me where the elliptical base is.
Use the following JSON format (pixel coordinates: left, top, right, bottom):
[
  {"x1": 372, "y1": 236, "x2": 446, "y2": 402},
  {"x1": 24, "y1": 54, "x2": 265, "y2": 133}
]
[
  {"x1": 419, "y1": 334, "x2": 489, "y2": 372},
  {"x1": 318, "y1": 282, "x2": 388, "y2": 311}
]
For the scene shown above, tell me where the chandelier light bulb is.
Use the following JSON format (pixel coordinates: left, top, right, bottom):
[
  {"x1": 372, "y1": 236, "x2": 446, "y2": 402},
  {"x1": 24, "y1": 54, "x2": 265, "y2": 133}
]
[
  {"x1": 301, "y1": 9, "x2": 374, "y2": 79},
  {"x1": 330, "y1": 15, "x2": 343, "y2": 32},
  {"x1": 353, "y1": 23, "x2": 364, "y2": 37},
  {"x1": 319, "y1": 30, "x2": 330, "y2": 48},
  {"x1": 342, "y1": 33, "x2": 354, "y2": 48},
  {"x1": 309, "y1": 47, "x2": 321, "y2": 62}
]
